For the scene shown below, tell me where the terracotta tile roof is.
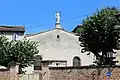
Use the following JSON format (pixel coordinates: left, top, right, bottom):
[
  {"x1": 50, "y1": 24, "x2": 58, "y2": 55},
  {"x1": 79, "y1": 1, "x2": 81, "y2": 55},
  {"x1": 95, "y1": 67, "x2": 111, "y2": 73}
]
[
  {"x1": 72, "y1": 25, "x2": 82, "y2": 33},
  {"x1": 25, "y1": 34, "x2": 33, "y2": 37},
  {"x1": 0, "y1": 26, "x2": 25, "y2": 32}
]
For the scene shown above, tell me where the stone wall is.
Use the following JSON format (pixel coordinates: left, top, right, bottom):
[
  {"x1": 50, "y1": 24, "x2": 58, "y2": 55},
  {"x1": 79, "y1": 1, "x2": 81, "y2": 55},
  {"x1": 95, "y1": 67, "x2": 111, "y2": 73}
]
[
  {"x1": 0, "y1": 62, "x2": 19, "y2": 80},
  {"x1": 0, "y1": 69, "x2": 9, "y2": 80},
  {"x1": 48, "y1": 66, "x2": 120, "y2": 80},
  {"x1": 19, "y1": 73, "x2": 42, "y2": 80}
]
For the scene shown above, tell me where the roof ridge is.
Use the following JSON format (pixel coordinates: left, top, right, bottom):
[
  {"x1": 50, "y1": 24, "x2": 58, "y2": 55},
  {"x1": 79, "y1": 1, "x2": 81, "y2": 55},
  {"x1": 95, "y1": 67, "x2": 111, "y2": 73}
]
[
  {"x1": 25, "y1": 28, "x2": 76, "y2": 37},
  {"x1": 0, "y1": 25, "x2": 25, "y2": 32}
]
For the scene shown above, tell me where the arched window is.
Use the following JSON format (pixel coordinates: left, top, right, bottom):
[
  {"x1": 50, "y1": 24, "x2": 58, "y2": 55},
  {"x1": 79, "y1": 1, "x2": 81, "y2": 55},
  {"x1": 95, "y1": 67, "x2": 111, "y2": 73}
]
[{"x1": 73, "y1": 56, "x2": 81, "y2": 67}]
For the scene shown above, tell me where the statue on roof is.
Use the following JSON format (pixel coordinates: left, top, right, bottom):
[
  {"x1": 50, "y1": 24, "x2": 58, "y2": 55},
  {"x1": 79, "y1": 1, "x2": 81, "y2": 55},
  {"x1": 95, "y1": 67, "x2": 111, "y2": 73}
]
[{"x1": 56, "y1": 12, "x2": 60, "y2": 24}]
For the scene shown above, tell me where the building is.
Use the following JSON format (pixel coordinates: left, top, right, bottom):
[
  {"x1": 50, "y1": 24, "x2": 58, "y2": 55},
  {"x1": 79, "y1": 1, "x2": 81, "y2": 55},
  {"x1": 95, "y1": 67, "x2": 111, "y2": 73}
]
[
  {"x1": 0, "y1": 25, "x2": 25, "y2": 40},
  {"x1": 0, "y1": 25, "x2": 25, "y2": 69},
  {"x1": 25, "y1": 12, "x2": 95, "y2": 74}
]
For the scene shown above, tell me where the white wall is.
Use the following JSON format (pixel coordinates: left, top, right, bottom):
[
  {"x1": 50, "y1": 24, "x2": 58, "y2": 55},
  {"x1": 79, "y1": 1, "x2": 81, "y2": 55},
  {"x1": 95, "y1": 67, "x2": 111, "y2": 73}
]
[
  {"x1": 0, "y1": 32, "x2": 24, "y2": 40},
  {"x1": 27, "y1": 29, "x2": 94, "y2": 67}
]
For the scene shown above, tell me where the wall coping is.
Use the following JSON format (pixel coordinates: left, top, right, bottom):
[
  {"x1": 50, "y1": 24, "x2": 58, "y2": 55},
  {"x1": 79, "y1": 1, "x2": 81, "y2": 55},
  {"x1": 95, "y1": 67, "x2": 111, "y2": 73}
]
[
  {"x1": 49, "y1": 65, "x2": 120, "y2": 70},
  {"x1": 41, "y1": 60, "x2": 67, "y2": 63},
  {"x1": 0, "y1": 69, "x2": 9, "y2": 71}
]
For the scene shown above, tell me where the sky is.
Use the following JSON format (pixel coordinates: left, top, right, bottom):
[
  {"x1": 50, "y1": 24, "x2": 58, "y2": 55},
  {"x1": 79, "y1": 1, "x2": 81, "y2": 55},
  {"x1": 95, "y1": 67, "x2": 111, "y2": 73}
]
[{"x1": 0, "y1": 0, "x2": 120, "y2": 34}]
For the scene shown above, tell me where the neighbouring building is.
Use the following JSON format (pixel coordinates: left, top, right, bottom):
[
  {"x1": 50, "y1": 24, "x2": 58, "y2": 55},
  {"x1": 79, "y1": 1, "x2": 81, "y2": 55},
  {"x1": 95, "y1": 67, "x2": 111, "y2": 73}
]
[
  {"x1": 0, "y1": 25, "x2": 25, "y2": 69},
  {"x1": 25, "y1": 12, "x2": 95, "y2": 74},
  {"x1": 0, "y1": 25, "x2": 25, "y2": 40}
]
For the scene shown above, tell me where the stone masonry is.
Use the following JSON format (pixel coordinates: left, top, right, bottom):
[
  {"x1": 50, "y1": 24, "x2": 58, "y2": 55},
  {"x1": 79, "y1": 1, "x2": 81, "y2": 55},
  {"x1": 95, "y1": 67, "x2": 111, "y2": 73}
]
[
  {"x1": 0, "y1": 69, "x2": 9, "y2": 80},
  {"x1": 0, "y1": 62, "x2": 19, "y2": 80},
  {"x1": 42, "y1": 66, "x2": 120, "y2": 80}
]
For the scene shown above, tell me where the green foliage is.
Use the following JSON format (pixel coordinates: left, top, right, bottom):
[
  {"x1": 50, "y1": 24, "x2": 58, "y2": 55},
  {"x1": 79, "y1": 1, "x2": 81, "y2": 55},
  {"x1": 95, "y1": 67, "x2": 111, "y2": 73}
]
[
  {"x1": 78, "y1": 7, "x2": 120, "y2": 65},
  {"x1": 0, "y1": 36, "x2": 39, "y2": 74}
]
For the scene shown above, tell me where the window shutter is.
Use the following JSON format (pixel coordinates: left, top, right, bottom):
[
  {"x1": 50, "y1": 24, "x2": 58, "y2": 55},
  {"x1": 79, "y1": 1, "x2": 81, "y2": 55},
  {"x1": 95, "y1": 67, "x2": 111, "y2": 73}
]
[
  {"x1": 12, "y1": 33, "x2": 19, "y2": 40},
  {"x1": 16, "y1": 33, "x2": 19, "y2": 40},
  {"x1": 12, "y1": 33, "x2": 16, "y2": 40}
]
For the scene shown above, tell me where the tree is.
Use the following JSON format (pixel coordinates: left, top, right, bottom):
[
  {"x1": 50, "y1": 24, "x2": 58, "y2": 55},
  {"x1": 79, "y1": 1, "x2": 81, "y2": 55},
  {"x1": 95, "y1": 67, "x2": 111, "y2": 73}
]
[
  {"x1": 0, "y1": 36, "x2": 39, "y2": 73},
  {"x1": 76, "y1": 7, "x2": 120, "y2": 66}
]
